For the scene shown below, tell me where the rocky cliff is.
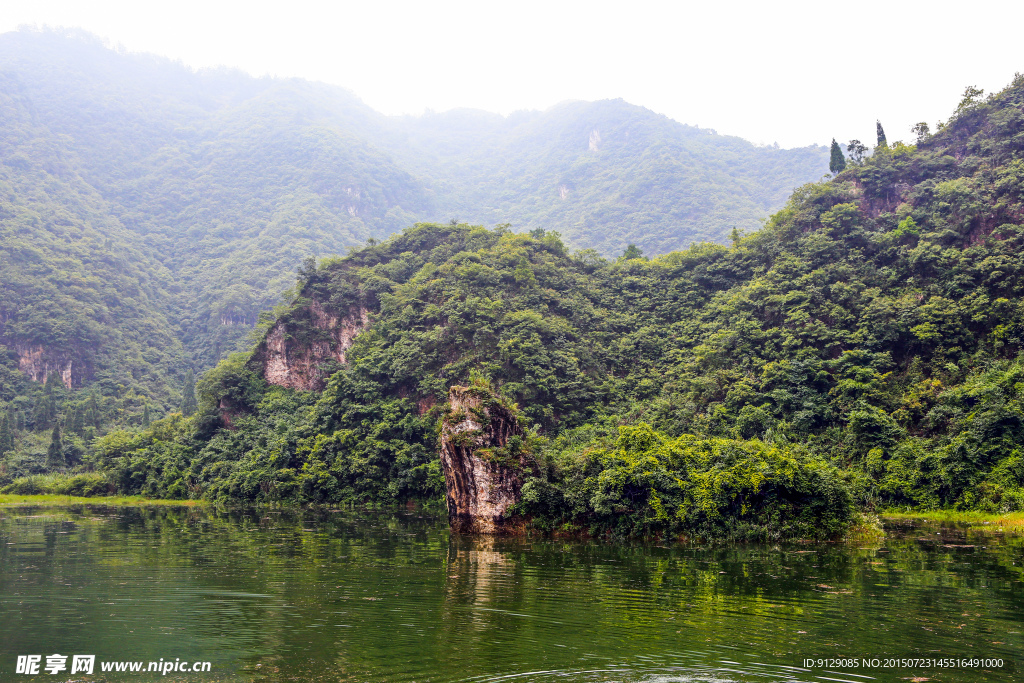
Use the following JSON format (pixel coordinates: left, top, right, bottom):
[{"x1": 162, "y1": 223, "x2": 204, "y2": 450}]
[
  {"x1": 249, "y1": 300, "x2": 368, "y2": 391},
  {"x1": 439, "y1": 383, "x2": 536, "y2": 534},
  {"x1": 13, "y1": 343, "x2": 82, "y2": 389}
]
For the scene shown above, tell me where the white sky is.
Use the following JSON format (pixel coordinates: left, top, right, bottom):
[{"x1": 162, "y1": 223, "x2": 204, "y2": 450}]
[{"x1": 2, "y1": 0, "x2": 1022, "y2": 149}]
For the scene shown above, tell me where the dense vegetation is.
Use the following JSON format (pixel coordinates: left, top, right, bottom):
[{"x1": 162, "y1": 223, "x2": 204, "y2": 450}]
[
  {"x1": 7, "y1": 71, "x2": 1023, "y2": 541},
  {"x1": 0, "y1": 27, "x2": 826, "y2": 371},
  {"x1": 0, "y1": 28, "x2": 828, "y2": 502},
  {"x1": 5, "y1": 32, "x2": 1023, "y2": 540}
]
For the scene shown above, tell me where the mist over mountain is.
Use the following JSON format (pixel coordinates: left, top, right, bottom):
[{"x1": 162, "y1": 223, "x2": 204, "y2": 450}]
[{"x1": 0, "y1": 28, "x2": 827, "y2": 448}]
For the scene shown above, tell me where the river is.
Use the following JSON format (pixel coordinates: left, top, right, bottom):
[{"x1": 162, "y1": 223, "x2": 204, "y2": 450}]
[{"x1": 0, "y1": 506, "x2": 1020, "y2": 682}]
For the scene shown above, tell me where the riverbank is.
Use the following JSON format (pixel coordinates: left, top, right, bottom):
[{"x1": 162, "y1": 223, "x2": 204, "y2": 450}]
[
  {"x1": 2, "y1": 492, "x2": 1022, "y2": 538},
  {"x1": 881, "y1": 509, "x2": 1024, "y2": 532},
  {"x1": 0, "y1": 493, "x2": 206, "y2": 507}
]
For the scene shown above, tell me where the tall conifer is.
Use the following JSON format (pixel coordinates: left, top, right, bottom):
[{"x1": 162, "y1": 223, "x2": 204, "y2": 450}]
[
  {"x1": 0, "y1": 414, "x2": 13, "y2": 455},
  {"x1": 181, "y1": 369, "x2": 198, "y2": 417},
  {"x1": 876, "y1": 120, "x2": 888, "y2": 148},
  {"x1": 46, "y1": 423, "x2": 64, "y2": 468},
  {"x1": 829, "y1": 139, "x2": 847, "y2": 174}
]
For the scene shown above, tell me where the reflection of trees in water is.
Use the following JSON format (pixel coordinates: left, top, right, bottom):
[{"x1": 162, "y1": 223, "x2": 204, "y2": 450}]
[{"x1": 4, "y1": 509, "x2": 1024, "y2": 681}]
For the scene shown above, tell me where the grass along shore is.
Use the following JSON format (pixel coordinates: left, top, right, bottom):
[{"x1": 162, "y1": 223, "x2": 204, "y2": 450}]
[
  {"x1": 881, "y1": 509, "x2": 1024, "y2": 532},
  {"x1": 0, "y1": 493, "x2": 206, "y2": 507}
]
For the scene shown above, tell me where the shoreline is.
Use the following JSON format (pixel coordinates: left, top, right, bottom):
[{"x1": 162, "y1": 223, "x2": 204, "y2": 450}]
[
  {"x1": 0, "y1": 493, "x2": 207, "y2": 508},
  {"x1": 2, "y1": 494, "x2": 1022, "y2": 536},
  {"x1": 879, "y1": 509, "x2": 1024, "y2": 532}
]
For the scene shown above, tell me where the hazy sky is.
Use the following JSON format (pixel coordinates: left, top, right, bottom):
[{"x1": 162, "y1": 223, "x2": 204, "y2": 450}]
[{"x1": 3, "y1": 0, "x2": 1022, "y2": 148}]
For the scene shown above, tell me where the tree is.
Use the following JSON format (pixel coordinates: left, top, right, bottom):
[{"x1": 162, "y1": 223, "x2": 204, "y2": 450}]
[
  {"x1": 912, "y1": 122, "x2": 930, "y2": 144},
  {"x1": 513, "y1": 256, "x2": 537, "y2": 287},
  {"x1": 87, "y1": 392, "x2": 102, "y2": 427},
  {"x1": 69, "y1": 406, "x2": 84, "y2": 435},
  {"x1": 44, "y1": 371, "x2": 64, "y2": 393},
  {"x1": 46, "y1": 423, "x2": 64, "y2": 469},
  {"x1": 142, "y1": 403, "x2": 151, "y2": 428},
  {"x1": 33, "y1": 395, "x2": 53, "y2": 431},
  {"x1": 876, "y1": 120, "x2": 887, "y2": 149},
  {"x1": 621, "y1": 244, "x2": 644, "y2": 260},
  {"x1": 829, "y1": 139, "x2": 847, "y2": 174},
  {"x1": 181, "y1": 369, "x2": 198, "y2": 417},
  {"x1": 296, "y1": 256, "x2": 317, "y2": 285},
  {"x1": 847, "y1": 140, "x2": 868, "y2": 164},
  {"x1": 956, "y1": 86, "x2": 985, "y2": 115},
  {"x1": 0, "y1": 413, "x2": 13, "y2": 455}
]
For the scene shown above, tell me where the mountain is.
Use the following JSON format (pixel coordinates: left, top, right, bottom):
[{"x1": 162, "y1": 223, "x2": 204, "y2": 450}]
[
  {"x1": 0, "y1": 28, "x2": 829, "y2": 484},
  {"x1": 21, "y1": 72, "x2": 1024, "y2": 539},
  {"x1": 0, "y1": 29, "x2": 433, "y2": 371},
  {"x1": 0, "y1": 69, "x2": 186, "y2": 407},
  {"x1": 0, "y1": 28, "x2": 827, "y2": 370},
  {"x1": 379, "y1": 100, "x2": 827, "y2": 254}
]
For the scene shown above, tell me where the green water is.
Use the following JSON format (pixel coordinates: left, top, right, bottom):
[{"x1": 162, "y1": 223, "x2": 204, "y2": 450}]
[{"x1": 0, "y1": 507, "x2": 1021, "y2": 683}]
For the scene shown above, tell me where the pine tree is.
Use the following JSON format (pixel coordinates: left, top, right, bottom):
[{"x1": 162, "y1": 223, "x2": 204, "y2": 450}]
[
  {"x1": 87, "y1": 392, "x2": 102, "y2": 427},
  {"x1": 44, "y1": 371, "x2": 63, "y2": 394},
  {"x1": 70, "y1": 406, "x2": 85, "y2": 435},
  {"x1": 181, "y1": 369, "x2": 198, "y2": 417},
  {"x1": 829, "y1": 139, "x2": 847, "y2": 174},
  {"x1": 876, "y1": 120, "x2": 887, "y2": 148},
  {"x1": 142, "y1": 403, "x2": 151, "y2": 428},
  {"x1": 46, "y1": 423, "x2": 64, "y2": 469},
  {"x1": 0, "y1": 413, "x2": 13, "y2": 455},
  {"x1": 33, "y1": 396, "x2": 51, "y2": 431}
]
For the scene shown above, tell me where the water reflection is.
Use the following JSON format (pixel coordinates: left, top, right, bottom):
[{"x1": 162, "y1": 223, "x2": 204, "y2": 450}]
[{"x1": 0, "y1": 506, "x2": 1021, "y2": 682}]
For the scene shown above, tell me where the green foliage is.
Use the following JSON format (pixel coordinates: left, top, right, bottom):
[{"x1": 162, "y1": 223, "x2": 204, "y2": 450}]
[
  {"x1": 847, "y1": 139, "x2": 867, "y2": 164},
  {"x1": 876, "y1": 120, "x2": 887, "y2": 148},
  {"x1": 0, "y1": 28, "x2": 830, "y2": 461},
  {"x1": 45, "y1": 424, "x2": 63, "y2": 469},
  {"x1": 7, "y1": 33, "x2": 1024, "y2": 540},
  {"x1": 180, "y1": 369, "x2": 197, "y2": 417},
  {"x1": 522, "y1": 423, "x2": 852, "y2": 541},
  {"x1": 1, "y1": 471, "x2": 113, "y2": 496},
  {"x1": 620, "y1": 244, "x2": 645, "y2": 260},
  {"x1": 0, "y1": 413, "x2": 12, "y2": 455},
  {"x1": 829, "y1": 139, "x2": 847, "y2": 174}
]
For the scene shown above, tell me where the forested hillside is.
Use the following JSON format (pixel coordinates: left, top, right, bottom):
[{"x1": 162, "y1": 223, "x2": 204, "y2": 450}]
[
  {"x1": 0, "y1": 28, "x2": 826, "y2": 367},
  {"x1": 0, "y1": 69, "x2": 188, "y2": 468},
  {"x1": 12, "y1": 73, "x2": 1024, "y2": 540},
  {"x1": 379, "y1": 100, "x2": 827, "y2": 255},
  {"x1": 0, "y1": 28, "x2": 829, "y2": 478}
]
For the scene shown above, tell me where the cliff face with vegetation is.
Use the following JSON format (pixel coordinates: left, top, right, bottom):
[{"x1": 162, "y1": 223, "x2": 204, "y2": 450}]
[
  {"x1": 250, "y1": 301, "x2": 369, "y2": 391},
  {"x1": 53, "y1": 73, "x2": 1024, "y2": 541},
  {"x1": 440, "y1": 382, "x2": 535, "y2": 534},
  {"x1": 0, "y1": 28, "x2": 828, "y2": 475},
  {"x1": 5, "y1": 32, "x2": 1024, "y2": 539}
]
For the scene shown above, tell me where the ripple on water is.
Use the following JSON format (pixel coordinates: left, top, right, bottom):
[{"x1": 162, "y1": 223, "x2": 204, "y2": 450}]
[{"x1": 0, "y1": 509, "x2": 1022, "y2": 683}]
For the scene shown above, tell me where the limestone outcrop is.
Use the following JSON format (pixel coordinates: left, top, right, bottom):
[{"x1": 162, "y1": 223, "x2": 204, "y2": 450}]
[
  {"x1": 249, "y1": 301, "x2": 368, "y2": 391},
  {"x1": 14, "y1": 343, "x2": 79, "y2": 389},
  {"x1": 439, "y1": 383, "x2": 536, "y2": 534}
]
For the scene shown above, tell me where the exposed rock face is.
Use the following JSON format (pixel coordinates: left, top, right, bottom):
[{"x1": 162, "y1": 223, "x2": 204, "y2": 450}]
[
  {"x1": 14, "y1": 343, "x2": 77, "y2": 389},
  {"x1": 250, "y1": 301, "x2": 368, "y2": 391},
  {"x1": 439, "y1": 385, "x2": 535, "y2": 534}
]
